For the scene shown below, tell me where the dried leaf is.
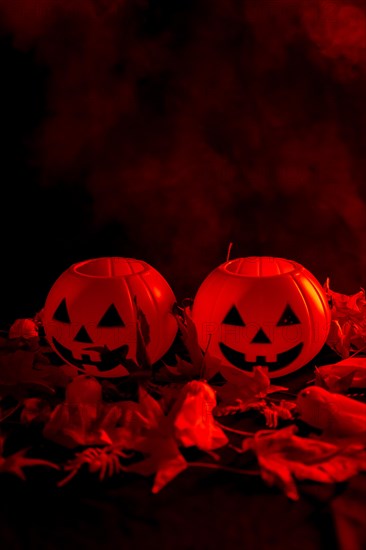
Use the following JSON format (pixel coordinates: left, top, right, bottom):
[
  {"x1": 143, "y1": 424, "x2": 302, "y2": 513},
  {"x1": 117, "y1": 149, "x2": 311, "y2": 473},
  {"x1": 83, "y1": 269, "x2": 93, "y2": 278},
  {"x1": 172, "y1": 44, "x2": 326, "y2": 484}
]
[
  {"x1": 8, "y1": 319, "x2": 38, "y2": 340},
  {"x1": 134, "y1": 387, "x2": 165, "y2": 429},
  {"x1": 21, "y1": 398, "x2": 51, "y2": 424},
  {"x1": 106, "y1": 388, "x2": 188, "y2": 492},
  {"x1": 43, "y1": 403, "x2": 112, "y2": 448},
  {"x1": 213, "y1": 367, "x2": 275, "y2": 416},
  {"x1": 243, "y1": 425, "x2": 366, "y2": 500},
  {"x1": 316, "y1": 356, "x2": 366, "y2": 391},
  {"x1": 134, "y1": 296, "x2": 151, "y2": 347},
  {"x1": 169, "y1": 381, "x2": 228, "y2": 451},
  {"x1": 174, "y1": 307, "x2": 204, "y2": 373},
  {"x1": 0, "y1": 449, "x2": 59, "y2": 480},
  {"x1": 133, "y1": 297, "x2": 152, "y2": 369},
  {"x1": 0, "y1": 347, "x2": 70, "y2": 392},
  {"x1": 126, "y1": 435, "x2": 187, "y2": 493},
  {"x1": 325, "y1": 280, "x2": 366, "y2": 357},
  {"x1": 99, "y1": 388, "x2": 166, "y2": 446},
  {"x1": 101, "y1": 383, "x2": 225, "y2": 491},
  {"x1": 158, "y1": 357, "x2": 201, "y2": 382}
]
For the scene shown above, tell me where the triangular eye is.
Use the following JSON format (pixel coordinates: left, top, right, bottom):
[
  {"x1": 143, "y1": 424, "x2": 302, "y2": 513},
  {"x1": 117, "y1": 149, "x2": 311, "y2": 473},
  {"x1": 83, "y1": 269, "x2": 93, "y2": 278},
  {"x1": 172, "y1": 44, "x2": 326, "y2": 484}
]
[
  {"x1": 97, "y1": 304, "x2": 125, "y2": 327},
  {"x1": 277, "y1": 305, "x2": 300, "y2": 326},
  {"x1": 74, "y1": 326, "x2": 93, "y2": 343},
  {"x1": 53, "y1": 298, "x2": 71, "y2": 323},
  {"x1": 223, "y1": 306, "x2": 245, "y2": 326}
]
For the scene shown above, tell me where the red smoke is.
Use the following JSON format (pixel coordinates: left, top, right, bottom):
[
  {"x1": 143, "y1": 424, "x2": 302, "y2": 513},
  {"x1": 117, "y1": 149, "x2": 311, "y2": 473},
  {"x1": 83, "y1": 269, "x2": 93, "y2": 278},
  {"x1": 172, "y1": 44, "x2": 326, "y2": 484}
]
[
  {"x1": 303, "y1": 1, "x2": 366, "y2": 64},
  {"x1": 1, "y1": 0, "x2": 366, "y2": 298}
]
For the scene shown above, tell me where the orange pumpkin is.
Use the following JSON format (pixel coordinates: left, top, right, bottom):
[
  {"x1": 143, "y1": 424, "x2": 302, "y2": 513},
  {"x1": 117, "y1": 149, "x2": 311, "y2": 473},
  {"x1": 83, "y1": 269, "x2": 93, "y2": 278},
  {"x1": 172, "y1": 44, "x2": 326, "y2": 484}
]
[
  {"x1": 43, "y1": 257, "x2": 177, "y2": 377},
  {"x1": 192, "y1": 257, "x2": 331, "y2": 378}
]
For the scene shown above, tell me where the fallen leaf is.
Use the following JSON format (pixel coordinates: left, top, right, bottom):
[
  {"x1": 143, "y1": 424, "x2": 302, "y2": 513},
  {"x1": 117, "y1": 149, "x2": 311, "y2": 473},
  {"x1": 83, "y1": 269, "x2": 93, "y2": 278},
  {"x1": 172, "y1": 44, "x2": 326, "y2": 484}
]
[
  {"x1": 158, "y1": 357, "x2": 201, "y2": 382},
  {"x1": 98, "y1": 387, "x2": 166, "y2": 447},
  {"x1": 0, "y1": 449, "x2": 59, "y2": 480},
  {"x1": 21, "y1": 398, "x2": 51, "y2": 424},
  {"x1": 105, "y1": 388, "x2": 188, "y2": 492},
  {"x1": 0, "y1": 347, "x2": 71, "y2": 391},
  {"x1": 324, "y1": 280, "x2": 366, "y2": 358},
  {"x1": 126, "y1": 435, "x2": 187, "y2": 493},
  {"x1": 135, "y1": 300, "x2": 152, "y2": 369},
  {"x1": 43, "y1": 402, "x2": 112, "y2": 448},
  {"x1": 8, "y1": 319, "x2": 38, "y2": 340},
  {"x1": 169, "y1": 380, "x2": 228, "y2": 451},
  {"x1": 243, "y1": 425, "x2": 366, "y2": 500},
  {"x1": 173, "y1": 306, "x2": 204, "y2": 373},
  {"x1": 316, "y1": 356, "x2": 366, "y2": 391},
  {"x1": 213, "y1": 367, "x2": 278, "y2": 416}
]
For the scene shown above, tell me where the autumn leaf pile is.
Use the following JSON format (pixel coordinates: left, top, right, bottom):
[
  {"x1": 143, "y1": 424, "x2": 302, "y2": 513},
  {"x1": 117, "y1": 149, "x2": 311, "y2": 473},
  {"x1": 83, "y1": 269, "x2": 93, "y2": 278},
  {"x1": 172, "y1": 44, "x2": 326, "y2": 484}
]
[{"x1": 0, "y1": 283, "x2": 366, "y2": 500}]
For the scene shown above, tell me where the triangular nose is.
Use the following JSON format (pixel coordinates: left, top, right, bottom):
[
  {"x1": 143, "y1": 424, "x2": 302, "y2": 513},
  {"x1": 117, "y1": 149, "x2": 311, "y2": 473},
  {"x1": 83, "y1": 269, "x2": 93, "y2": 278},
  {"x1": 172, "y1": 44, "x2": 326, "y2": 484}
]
[
  {"x1": 251, "y1": 328, "x2": 271, "y2": 344},
  {"x1": 74, "y1": 326, "x2": 93, "y2": 343}
]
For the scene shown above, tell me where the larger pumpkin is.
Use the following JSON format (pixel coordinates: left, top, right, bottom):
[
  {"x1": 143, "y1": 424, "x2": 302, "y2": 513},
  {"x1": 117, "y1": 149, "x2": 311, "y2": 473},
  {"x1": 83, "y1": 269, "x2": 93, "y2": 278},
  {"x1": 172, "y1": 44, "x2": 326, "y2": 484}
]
[
  {"x1": 192, "y1": 257, "x2": 331, "y2": 378},
  {"x1": 43, "y1": 257, "x2": 177, "y2": 377}
]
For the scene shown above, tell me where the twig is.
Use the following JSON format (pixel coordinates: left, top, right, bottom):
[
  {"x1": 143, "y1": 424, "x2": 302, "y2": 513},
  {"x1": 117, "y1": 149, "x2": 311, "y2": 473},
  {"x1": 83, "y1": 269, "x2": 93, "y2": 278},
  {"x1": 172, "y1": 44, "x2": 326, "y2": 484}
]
[
  {"x1": 0, "y1": 403, "x2": 21, "y2": 422},
  {"x1": 189, "y1": 462, "x2": 259, "y2": 476},
  {"x1": 348, "y1": 345, "x2": 366, "y2": 358},
  {"x1": 215, "y1": 422, "x2": 256, "y2": 437}
]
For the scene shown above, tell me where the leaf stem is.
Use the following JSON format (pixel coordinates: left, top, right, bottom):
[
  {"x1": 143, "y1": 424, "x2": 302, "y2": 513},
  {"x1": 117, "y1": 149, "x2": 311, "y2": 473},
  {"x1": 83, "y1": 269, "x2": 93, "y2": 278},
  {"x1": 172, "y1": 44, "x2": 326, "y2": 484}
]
[{"x1": 226, "y1": 242, "x2": 233, "y2": 262}]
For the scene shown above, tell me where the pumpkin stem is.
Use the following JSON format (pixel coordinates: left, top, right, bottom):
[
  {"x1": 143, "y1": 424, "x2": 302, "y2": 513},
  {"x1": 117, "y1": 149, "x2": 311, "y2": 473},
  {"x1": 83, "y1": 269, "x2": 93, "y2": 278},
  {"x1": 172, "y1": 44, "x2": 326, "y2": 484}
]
[{"x1": 226, "y1": 242, "x2": 233, "y2": 262}]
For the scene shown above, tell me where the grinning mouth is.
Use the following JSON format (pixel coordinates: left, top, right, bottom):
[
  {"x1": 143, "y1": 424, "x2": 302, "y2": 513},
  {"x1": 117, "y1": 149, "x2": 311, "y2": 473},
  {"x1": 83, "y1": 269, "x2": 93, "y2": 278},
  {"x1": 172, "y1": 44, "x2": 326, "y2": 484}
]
[
  {"x1": 218, "y1": 342, "x2": 303, "y2": 372},
  {"x1": 52, "y1": 337, "x2": 130, "y2": 372}
]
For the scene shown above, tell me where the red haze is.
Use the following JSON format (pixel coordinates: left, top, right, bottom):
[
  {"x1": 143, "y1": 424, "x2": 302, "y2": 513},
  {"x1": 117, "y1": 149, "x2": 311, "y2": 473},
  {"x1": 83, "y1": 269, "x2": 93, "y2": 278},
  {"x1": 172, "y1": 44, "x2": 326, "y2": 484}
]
[{"x1": 0, "y1": 0, "x2": 365, "y2": 300}]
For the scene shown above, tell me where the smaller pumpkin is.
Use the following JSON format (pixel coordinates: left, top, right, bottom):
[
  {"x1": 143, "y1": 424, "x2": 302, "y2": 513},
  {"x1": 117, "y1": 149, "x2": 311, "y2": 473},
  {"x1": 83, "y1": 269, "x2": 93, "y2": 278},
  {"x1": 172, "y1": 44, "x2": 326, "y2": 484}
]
[
  {"x1": 192, "y1": 256, "x2": 331, "y2": 378},
  {"x1": 43, "y1": 257, "x2": 177, "y2": 377}
]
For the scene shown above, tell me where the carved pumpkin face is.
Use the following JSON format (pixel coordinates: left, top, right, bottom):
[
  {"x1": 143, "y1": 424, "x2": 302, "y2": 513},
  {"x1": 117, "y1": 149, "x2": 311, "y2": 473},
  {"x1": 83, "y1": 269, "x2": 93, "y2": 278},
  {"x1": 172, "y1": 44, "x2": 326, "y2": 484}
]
[
  {"x1": 43, "y1": 257, "x2": 177, "y2": 377},
  {"x1": 192, "y1": 257, "x2": 331, "y2": 378}
]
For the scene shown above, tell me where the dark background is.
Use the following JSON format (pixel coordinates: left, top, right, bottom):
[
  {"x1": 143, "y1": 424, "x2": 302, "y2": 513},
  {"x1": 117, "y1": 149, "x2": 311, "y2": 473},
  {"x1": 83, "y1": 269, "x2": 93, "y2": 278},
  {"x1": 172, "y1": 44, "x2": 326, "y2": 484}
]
[
  {"x1": 0, "y1": 3, "x2": 366, "y2": 548},
  {"x1": 0, "y1": 0, "x2": 365, "y2": 323}
]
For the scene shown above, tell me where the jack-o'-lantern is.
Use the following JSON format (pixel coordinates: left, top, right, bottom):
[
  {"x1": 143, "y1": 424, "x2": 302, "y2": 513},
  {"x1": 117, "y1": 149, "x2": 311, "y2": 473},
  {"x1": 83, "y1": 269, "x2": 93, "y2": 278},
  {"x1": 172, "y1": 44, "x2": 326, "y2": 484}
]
[
  {"x1": 192, "y1": 257, "x2": 331, "y2": 378},
  {"x1": 43, "y1": 257, "x2": 177, "y2": 378}
]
